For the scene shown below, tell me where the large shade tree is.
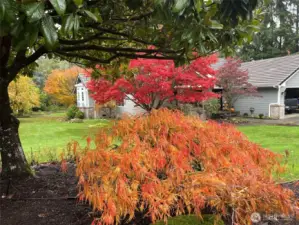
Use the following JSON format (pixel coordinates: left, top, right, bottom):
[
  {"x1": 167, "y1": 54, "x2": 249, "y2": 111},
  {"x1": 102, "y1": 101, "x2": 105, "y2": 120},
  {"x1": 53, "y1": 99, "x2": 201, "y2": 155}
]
[
  {"x1": 0, "y1": 0, "x2": 261, "y2": 177},
  {"x1": 8, "y1": 76, "x2": 40, "y2": 115},
  {"x1": 44, "y1": 67, "x2": 83, "y2": 106},
  {"x1": 238, "y1": 0, "x2": 299, "y2": 61},
  {"x1": 33, "y1": 57, "x2": 73, "y2": 88}
]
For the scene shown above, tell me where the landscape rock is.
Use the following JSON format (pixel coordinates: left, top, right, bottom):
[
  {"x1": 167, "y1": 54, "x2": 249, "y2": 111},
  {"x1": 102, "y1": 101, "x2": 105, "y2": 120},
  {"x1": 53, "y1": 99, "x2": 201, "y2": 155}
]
[{"x1": 69, "y1": 118, "x2": 83, "y2": 123}]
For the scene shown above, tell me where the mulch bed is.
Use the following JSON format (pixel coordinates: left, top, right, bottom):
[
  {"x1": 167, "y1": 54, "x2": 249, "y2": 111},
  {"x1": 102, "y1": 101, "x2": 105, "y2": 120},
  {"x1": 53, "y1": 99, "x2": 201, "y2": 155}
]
[
  {"x1": 1, "y1": 163, "x2": 299, "y2": 225},
  {"x1": 0, "y1": 163, "x2": 93, "y2": 225}
]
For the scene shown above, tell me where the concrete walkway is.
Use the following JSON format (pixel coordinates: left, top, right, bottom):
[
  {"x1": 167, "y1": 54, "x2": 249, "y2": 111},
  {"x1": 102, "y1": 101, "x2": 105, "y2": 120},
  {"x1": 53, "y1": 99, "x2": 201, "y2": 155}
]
[{"x1": 246, "y1": 114, "x2": 299, "y2": 126}]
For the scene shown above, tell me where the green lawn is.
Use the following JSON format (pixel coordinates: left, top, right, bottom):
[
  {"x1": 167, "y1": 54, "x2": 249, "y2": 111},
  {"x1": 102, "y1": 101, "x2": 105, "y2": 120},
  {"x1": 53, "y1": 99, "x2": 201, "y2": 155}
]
[
  {"x1": 19, "y1": 113, "x2": 299, "y2": 180},
  {"x1": 19, "y1": 112, "x2": 110, "y2": 163},
  {"x1": 238, "y1": 125, "x2": 299, "y2": 181},
  {"x1": 152, "y1": 215, "x2": 223, "y2": 225}
]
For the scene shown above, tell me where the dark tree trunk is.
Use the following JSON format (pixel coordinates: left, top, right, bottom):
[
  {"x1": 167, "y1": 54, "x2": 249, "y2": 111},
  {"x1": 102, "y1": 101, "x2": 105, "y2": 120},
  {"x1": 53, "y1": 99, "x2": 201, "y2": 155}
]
[{"x1": 0, "y1": 74, "x2": 31, "y2": 178}]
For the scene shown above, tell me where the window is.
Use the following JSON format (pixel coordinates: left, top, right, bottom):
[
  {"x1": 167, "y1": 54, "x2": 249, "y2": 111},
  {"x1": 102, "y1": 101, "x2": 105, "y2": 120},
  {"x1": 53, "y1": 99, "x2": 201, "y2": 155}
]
[
  {"x1": 77, "y1": 91, "x2": 80, "y2": 102},
  {"x1": 82, "y1": 91, "x2": 84, "y2": 101}
]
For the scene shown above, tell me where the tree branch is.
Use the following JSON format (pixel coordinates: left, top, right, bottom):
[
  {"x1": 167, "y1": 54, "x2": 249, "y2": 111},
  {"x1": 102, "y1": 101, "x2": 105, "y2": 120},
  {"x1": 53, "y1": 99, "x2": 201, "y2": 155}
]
[
  {"x1": 111, "y1": 11, "x2": 153, "y2": 21},
  {"x1": 125, "y1": 94, "x2": 150, "y2": 112},
  {"x1": 0, "y1": 36, "x2": 12, "y2": 77},
  {"x1": 25, "y1": 47, "x2": 47, "y2": 64},
  {"x1": 116, "y1": 52, "x2": 183, "y2": 60},
  {"x1": 54, "y1": 54, "x2": 88, "y2": 67},
  {"x1": 55, "y1": 50, "x2": 182, "y2": 66},
  {"x1": 54, "y1": 51, "x2": 119, "y2": 63},
  {"x1": 58, "y1": 44, "x2": 183, "y2": 55},
  {"x1": 86, "y1": 24, "x2": 155, "y2": 45},
  {"x1": 58, "y1": 33, "x2": 104, "y2": 45},
  {"x1": 8, "y1": 46, "x2": 47, "y2": 82},
  {"x1": 11, "y1": 50, "x2": 27, "y2": 68},
  {"x1": 59, "y1": 36, "x2": 130, "y2": 45}
]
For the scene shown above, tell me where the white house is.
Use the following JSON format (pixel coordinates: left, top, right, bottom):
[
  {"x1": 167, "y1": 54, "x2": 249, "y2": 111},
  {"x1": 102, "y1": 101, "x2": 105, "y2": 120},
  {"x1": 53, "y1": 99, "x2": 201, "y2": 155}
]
[
  {"x1": 74, "y1": 73, "x2": 145, "y2": 118},
  {"x1": 74, "y1": 74, "x2": 95, "y2": 118},
  {"x1": 117, "y1": 95, "x2": 146, "y2": 116}
]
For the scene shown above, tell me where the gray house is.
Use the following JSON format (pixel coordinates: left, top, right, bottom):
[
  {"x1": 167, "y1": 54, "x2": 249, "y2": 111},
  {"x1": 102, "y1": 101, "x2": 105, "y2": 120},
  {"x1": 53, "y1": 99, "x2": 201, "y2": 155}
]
[{"x1": 233, "y1": 54, "x2": 299, "y2": 119}]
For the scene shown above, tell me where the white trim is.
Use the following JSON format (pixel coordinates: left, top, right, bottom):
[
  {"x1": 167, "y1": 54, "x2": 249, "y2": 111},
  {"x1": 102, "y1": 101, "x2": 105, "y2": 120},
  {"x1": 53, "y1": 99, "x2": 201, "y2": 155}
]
[
  {"x1": 281, "y1": 68, "x2": 299, "y2": 87},
  {"x1": 277, "y1": 85, "x2": 281, "y2": 105},
  {"x1": 286, "y1": 86, "x2": 299, "y2": 88}
]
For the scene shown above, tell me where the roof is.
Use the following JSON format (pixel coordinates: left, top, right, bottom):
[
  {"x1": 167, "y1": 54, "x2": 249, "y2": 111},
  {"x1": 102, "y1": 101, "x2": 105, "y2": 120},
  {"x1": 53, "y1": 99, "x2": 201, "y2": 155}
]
[
  {"x1": 73, "y1": 55, "x2": 299, "y2": 89},
  {"x1": 75, "y1": 73, "x2": 90, "y2": 87},
  {"x1": 213, "y1": 54, "x2": 299, "y2": 88},
  {"x1": 211, "y1": 58, "x2": 227, "y2": 70},
  {"x1": 241, "y1": 54, "x2": 299, "y2": 87}
]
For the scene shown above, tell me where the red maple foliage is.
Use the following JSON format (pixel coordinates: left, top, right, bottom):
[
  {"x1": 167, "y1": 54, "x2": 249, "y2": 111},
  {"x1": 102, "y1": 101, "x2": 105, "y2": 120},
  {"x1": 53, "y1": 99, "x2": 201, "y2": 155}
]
[
  {"x1": 87, "y1": 55, "x2": 219, "y2": 111},
  {"x1": 73, "y1": 109, "x2": 297, "y2": 225},
  {"x1": 216, "y1": 57, "x2": 259, "y2": 108}
]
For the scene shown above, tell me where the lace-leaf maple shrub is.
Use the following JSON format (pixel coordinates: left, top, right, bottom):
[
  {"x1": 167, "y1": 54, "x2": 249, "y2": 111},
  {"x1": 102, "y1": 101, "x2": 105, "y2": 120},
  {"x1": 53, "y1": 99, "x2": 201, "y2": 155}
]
[{"x1": 74, "y1": 109, "x2": 296, "y2": 225}]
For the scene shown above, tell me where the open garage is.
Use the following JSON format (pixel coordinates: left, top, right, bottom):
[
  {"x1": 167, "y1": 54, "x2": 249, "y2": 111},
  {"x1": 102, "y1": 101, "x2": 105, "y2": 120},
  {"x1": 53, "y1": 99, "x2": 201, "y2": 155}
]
[
  {"x1": 285, "y1": 88, "x2": 299, "y2": 114},
  {"x1": 284, "y1": 66, "x2": 299, "y2": 114},
  {"x1": 285, "y1": 88, "x2": 299, "y2": 99}
]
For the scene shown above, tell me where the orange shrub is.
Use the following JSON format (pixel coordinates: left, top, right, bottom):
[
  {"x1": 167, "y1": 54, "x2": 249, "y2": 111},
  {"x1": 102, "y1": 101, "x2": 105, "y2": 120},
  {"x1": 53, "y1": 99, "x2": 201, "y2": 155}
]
[{"x1": 75, "y1": 109, "x2": 296, "y2": 225}]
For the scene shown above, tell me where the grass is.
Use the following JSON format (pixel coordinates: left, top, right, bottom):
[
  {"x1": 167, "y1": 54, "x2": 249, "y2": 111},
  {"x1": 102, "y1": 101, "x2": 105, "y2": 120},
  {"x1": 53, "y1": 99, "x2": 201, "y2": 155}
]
[
  {"x1": 19, "y1": 113, "x2": 299, "y2": 180},
  {"x1": 238, "y1": 125, "x2": 299, "y2": 181},
  {"x1": 19, "y1": 111, "x2": 110, "y2": 163},
  {"x1": 152, "y1": 215, "x2": 223, "y2": 225}
]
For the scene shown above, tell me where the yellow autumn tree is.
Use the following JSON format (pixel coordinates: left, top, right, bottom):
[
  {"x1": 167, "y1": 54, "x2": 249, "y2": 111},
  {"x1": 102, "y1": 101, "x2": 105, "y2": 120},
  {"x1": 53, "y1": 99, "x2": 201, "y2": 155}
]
[
  {"x1": 44, "y1": 67, "x2": 83, "y2": 106},
  {"x1": 8, "y1": 76, "x2": 40, "y2": 114}
]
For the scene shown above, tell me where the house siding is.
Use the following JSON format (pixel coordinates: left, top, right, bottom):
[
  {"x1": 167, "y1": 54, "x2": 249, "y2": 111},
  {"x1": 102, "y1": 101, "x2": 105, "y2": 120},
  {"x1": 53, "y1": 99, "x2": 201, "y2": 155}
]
[
  {"x1": 285, "y1": 70, "x2": 299, "y2": 87},
  {"x1": 116, "y1": 95, "x2": 146, "y2": 117},
  {"x1": 88, "y1": 95, "x2": 95, "y2": 108},
  {"x1": 234, "y1": 88, "x2": 278, "y2": 116}
]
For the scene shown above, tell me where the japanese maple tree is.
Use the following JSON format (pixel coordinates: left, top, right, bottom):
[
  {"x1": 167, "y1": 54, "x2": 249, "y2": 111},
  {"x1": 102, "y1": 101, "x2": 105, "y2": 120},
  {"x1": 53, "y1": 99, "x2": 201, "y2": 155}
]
[
  {"x1": 87, "y1": 55, "x2": 219, "y2": 112},
  {"x1": 73, "y1": 109, "x2": 296, "y2": 225},
  {"x1": 216, "y1": 58, "x2": 259, "y2": 108}
]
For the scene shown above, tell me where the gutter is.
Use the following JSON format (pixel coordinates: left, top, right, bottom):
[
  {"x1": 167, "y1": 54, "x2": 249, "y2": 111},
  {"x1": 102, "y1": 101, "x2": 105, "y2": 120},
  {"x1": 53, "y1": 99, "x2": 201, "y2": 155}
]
[{"x1": 279, "y1": 67, "x2": 299, "y2": 85}]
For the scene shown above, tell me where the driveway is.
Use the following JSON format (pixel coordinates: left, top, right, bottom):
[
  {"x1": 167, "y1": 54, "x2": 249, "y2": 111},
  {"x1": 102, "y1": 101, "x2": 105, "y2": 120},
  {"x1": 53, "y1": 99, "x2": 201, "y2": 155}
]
[
  {"x1": 244, "y1": 113, "x2": 299, "y2": 126},
  {"x1": 283, "y1": 112, "x2": 299, "y2": 125}
]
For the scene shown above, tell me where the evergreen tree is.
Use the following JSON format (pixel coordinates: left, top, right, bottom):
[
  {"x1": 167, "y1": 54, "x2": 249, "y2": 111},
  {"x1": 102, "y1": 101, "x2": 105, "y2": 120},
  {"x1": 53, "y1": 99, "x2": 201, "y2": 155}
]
[{"x1": 239, "y1": 0, "x2": 299, "y2": 61}]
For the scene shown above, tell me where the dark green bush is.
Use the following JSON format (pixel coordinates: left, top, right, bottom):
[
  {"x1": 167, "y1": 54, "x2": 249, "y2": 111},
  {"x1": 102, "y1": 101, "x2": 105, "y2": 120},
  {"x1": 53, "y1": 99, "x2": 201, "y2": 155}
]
[
  {"x1": 40, "y1": 92, "x2": 51, "y2": 111},
  {"x1": 243, "y1": 113, "x2": 249, "y2": 117},
  {"x1": 204, "y1": 99, "x2": 220, "y2": 118},
  {"x1": 259, "y1": 113, "x2": 264, "y2": 119},
  {"x1": 75, "y1": 110, "x2": 84, "y2": 119},
  {"x1": 66, "y1": 105, "x2": 79, "y2": 120}
]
